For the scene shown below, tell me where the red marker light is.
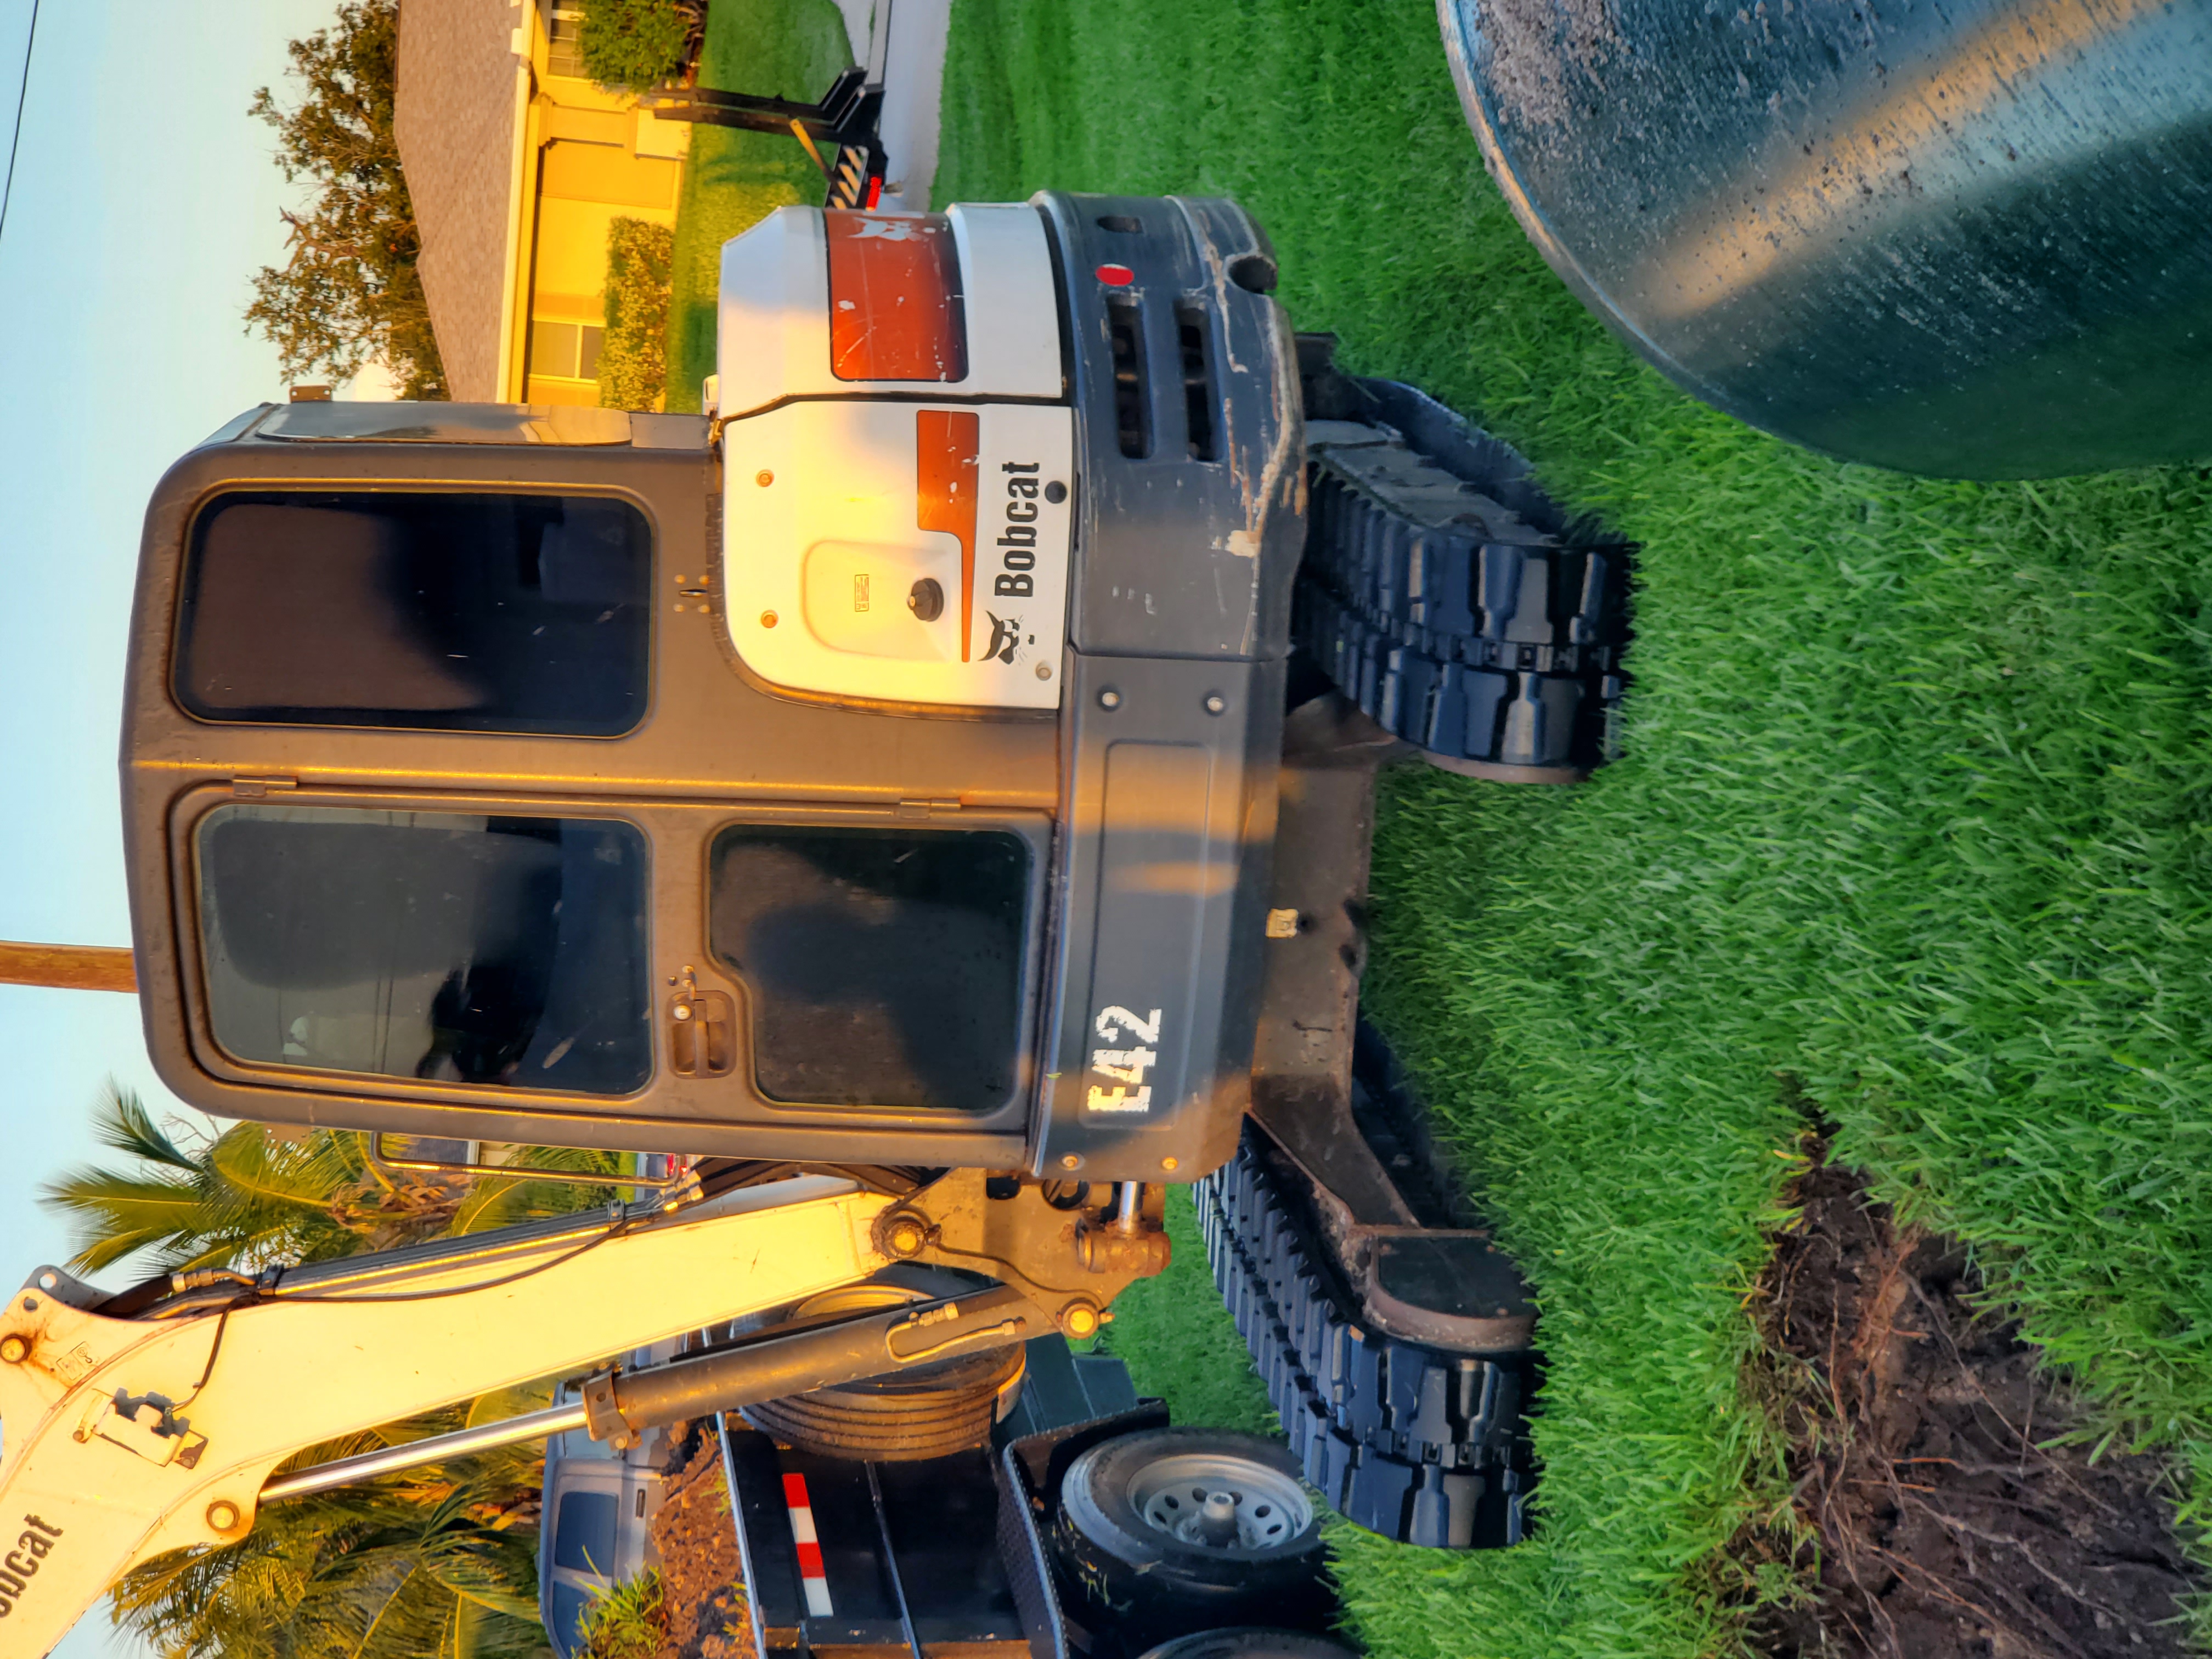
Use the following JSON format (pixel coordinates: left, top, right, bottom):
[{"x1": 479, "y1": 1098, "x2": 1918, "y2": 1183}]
[
  {"x1": 1096, "y1": 263, "x2": 1135, "y2": 286},
  {"x1": 865, "y1": 175, "x2": 884, "y2": 210}
]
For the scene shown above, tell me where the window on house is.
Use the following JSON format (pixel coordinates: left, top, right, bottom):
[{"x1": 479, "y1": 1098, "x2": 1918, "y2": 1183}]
[
  {"x1": 531, "y1": 320, "x2": 606, "y2": 382},
  {"x1": 546, "y1": 5, "x2": 587, "y2": 78}
]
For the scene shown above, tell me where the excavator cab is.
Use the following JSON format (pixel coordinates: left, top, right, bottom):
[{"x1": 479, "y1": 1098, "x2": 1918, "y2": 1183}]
[{"x1": 121, "y1": 196, "x2": 1305, "y2": 1183}]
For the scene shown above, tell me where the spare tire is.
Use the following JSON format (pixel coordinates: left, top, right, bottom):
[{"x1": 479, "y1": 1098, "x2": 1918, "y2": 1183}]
[
  {"x1": 1052, "y1": 1428, "x2": 1331, "y2": 1650},
  {"x1": 739, "y1": 1266, "x2": 1025, "y2": 1460}
]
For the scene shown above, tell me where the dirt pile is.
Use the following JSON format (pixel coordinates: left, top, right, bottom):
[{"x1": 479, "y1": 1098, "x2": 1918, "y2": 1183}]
[
  {"x1": 1751, "y1": 1148, "x2": 2198, "y2": 1659},
  {"x1": 648, "y1": 1420, "x2": 755, "y2": 1659}
]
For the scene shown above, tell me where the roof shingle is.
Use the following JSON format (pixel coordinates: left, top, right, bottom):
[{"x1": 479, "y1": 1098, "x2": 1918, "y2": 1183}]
[{"x1": 393, "y1": 0, "x2": 523, "y2": 401}]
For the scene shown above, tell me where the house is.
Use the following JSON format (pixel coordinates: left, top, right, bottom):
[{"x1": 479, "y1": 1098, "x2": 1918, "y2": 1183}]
[{"x1": 393, "y1": 0, "x2": 690, "y2": 405}]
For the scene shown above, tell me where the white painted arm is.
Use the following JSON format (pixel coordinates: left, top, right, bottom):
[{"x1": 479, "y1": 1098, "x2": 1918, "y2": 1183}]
[{"x1": 0, "y1": 1176, "x2": 893, "y2": 1658}]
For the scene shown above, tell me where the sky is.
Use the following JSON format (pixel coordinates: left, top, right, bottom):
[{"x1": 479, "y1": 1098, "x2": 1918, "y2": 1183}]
[{"x1": 0, "y1": 3, "x2": 383, "y2": 1652}]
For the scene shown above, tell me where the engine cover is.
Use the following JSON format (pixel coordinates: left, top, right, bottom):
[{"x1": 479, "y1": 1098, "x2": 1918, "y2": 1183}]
[{"x1": 716, "y1": 205, "x2": 1071, "y2": 709}]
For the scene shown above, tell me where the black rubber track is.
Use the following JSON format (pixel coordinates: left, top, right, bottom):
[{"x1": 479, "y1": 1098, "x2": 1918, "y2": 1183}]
[
  {"x1": 1294, "y1": 414, "x2": 1633, "y2": 780},
  {"x1": 1195, "y1": 1129, "x2": 1536, "y2": 1549}
]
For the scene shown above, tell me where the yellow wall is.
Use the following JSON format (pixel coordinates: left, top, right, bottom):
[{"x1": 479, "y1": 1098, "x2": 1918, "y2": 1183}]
[
  {"x1": 545, "y1": 139, "x2": 680, "y2": 209},
  {"x1": 510, "y1": 1, "x2": 688, "y2": 404}
]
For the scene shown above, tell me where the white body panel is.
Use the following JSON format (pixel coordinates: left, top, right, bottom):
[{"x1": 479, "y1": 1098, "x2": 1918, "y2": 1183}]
[
  {"x1": 720, "y1": 401, "x2": 1074, "y2": 709},
  {"x1": 714, "y1": 204, "x2": 1062, "y2": 417}
]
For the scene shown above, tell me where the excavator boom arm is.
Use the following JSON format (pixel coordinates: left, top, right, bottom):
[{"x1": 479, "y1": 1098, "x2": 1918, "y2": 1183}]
[{"x1": 0, "y1": 1176, "x2": 896, "y2": 1657}]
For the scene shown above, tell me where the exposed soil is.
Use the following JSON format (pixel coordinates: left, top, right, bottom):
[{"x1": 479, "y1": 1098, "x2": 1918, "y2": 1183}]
[
  {"x1": 1748, "y1": 1145, "x2": 2198, "y2": 1659},
  {"x1": 648, "y1": 1420, "x2": 755, "y2": 1659}
]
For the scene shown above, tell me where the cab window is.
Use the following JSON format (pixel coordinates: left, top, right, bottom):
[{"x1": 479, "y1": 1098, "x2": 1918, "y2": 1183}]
[
  {"x1": 708, "y1": 825, "x2": 1029, "y2": 1112},
  {"x1": 196, "y1": 805, "x2": 651, "y2": 1094},
  {"x1": 175, "y1": 491, "x2": 651, "y2": 735}
]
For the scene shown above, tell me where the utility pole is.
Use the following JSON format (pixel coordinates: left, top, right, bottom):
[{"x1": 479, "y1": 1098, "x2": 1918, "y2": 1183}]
[{"x1": 0, "y1": 942, "x2": 137, "y2": 993}]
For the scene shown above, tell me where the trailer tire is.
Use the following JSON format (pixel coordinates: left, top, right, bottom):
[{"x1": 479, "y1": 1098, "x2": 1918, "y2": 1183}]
[
  {"x1": 1136, "y1": 1632, "x2": 1358, "y2": 1659},
  {"x1": 1052, "y1": 1428, "x2": 1330, "y2": 1646}
]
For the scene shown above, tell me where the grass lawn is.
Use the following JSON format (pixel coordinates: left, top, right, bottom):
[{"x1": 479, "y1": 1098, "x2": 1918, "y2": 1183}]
[
  {"x1": 935, "y1": 3, "x2": 2212, "y2": 1656},
  {"x1": 662, "y1": 0, "x2": 854, "y2": 412}
]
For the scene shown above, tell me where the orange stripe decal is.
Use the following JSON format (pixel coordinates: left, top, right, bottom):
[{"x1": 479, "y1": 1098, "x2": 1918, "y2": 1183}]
[
  {"x1": 826, "y1": 212, "x2": 969, "y2": 382},
  {"x1": 917, "y1": 410, "x2": 981, "y2": 660}
]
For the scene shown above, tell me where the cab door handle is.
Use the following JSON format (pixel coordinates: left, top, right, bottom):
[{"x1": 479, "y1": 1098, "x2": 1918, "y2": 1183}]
[{"x1": 670, "y1": 989, "x2": 735, "y2": 1077}]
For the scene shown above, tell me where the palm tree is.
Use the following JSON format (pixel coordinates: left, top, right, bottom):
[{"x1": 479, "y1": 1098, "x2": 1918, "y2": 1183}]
[
  {"x1": 111, "y1": 1402, "x2": 550, "y2": 1659},
  {"x1": 43, "y1": 1085, "x2": 635, "y2": 1659},
  {"x1": 43, "y1": 1084, "x2": 628, "y2": 1272}
]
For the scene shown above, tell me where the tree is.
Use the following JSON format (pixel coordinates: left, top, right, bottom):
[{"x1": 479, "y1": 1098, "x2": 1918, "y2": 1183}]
[
  {"x1": 42, "y1": 1085, "x2": 624, "y2": 1271},
  {"x1": 45, "y1": 1085, "x2": 634, "y2": 1659},
  {"x1": 245, "y1": 0, "x2": 447, "y2": 399},
  {"x1": 110, "y1": 1407, "x2": 550, "y2": 1659}
]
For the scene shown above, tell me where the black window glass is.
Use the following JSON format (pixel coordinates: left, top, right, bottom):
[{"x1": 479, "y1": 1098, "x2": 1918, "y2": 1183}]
[
  {"x1": 198, "y1": 806, "x2": 651, "y2": 1095},
  {"x1": 552, "y1": 1490, "x2": 619, "y2": 1575},
  {"x1": 708, "y1": 826, "x2": 1029, "y2": 1111},
  {"x1": 176, "y1": 491, "x2": 651, "y2": 734}
]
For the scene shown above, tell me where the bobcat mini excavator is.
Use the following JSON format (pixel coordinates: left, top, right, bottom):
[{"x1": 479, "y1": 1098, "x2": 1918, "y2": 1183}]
[{"x1": 0, "y1": 192, "x2": 1632, "y2": 1658}]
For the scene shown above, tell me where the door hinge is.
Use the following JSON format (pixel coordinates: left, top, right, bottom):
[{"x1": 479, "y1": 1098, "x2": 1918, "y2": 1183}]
[
  {"x1": 895, "y1": 797, "x2": 962, "y2": 819},
  {"x1": 230, "y1": 776, "x2": 299, "y2": 799}
]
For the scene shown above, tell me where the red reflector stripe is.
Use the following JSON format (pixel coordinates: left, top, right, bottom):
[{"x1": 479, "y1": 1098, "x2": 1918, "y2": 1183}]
[
  {"x1": 1096, "y1": 263, "x2": 1135, "y2": 286},
  {"x1": 917, "y1": 410, "x2": 981, "y2": 660},
  {"x1": 780, "y1": 1469, "x2": 834, "y2": 1616},
  {"x1": 826, "y1": 212, "x2": 969, "y2": 381}
]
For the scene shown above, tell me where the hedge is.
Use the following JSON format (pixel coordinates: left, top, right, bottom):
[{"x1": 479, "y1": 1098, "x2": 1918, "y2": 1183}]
[{"x1": 599, "y1": 217, "x2": 675, "y2": 411}]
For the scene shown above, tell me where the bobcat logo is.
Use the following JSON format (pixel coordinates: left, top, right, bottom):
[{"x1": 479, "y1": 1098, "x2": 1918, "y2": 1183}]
[
  {"x1": 0, "y1": 1515, "x2": 65, "y2": 1620},
  {"x1": 983, "y1": 612, "x2": 1023, "y2": 665}
]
